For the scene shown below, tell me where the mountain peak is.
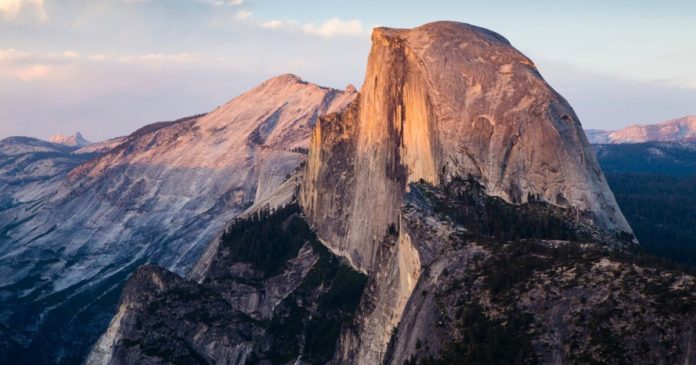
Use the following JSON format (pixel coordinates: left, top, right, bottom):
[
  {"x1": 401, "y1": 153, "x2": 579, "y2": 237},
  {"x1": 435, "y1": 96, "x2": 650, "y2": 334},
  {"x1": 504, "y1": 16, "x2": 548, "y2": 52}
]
[
  {"x1": 302, "y1": 21, "x2": 631, "y2": 272},
  {"x1": 373, "y1": 21, "x2": 512, "y2": 47},
  {"x1": 265, "y1": 73, "x2": 305, "y2": 86},
  {"x1": 49, "y1": 132, "x2": 91, "y2": 147}
]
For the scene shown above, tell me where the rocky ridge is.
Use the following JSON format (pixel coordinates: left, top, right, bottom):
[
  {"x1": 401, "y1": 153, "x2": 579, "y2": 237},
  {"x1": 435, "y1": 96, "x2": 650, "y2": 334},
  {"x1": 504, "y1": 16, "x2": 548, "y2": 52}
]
[
  {"x1": 587, "y1": 115, "x2": 696, "y2": 144},
  {"x1": 49, "y1": 132, "x2": 92, "y2": 147},
  {"x1": 0, "y1": 74, "x2": 355, "y2": 364}
]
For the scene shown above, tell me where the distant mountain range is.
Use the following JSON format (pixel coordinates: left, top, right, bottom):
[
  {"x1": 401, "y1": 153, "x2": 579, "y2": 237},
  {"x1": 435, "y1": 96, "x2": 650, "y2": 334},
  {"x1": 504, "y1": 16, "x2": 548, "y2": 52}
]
[
  {"x1": 593, "y1": 141, "x2": 696, "y2": 176},
  {"x1": 586, "y1": 115, "x2": 696, "y2": 144}
]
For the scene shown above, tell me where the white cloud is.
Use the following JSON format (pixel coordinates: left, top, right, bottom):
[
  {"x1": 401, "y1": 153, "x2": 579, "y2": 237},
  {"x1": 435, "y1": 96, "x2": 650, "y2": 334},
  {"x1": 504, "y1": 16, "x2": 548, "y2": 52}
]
[
  {"x1": 0, "y1": 0, "x2": 46, "y2": 22},
  {"x1": 0, "y1": 48, "x2": 29, "y2": 61},
  {"x1": 61, "y1": 50, "x2": 79, "y2": 59},
  {"x1": 201, "y1": 0, "x2": 244, "y2": 6},
  {"x1": 86, "y1": 52, "x2": 205, "y2": 65},
  {"x1": 261, "y1": 20, "x2": 284, "y2": 29},
  {"x1": 88, "y1": 53, "x2": 111, "y2": 62},
  {"x1": 13, "y1": 63, "x2": 52, "y2": 81},
  {"x1": 260, "y1": 17, "x2": 365, "y2": 38},
  {"x1": 0, "y1": 48, "x2": 72, "y2": 81},
  {"x1": 235, "y1": 9, "x2": 251, "y2": 20},
  {"x1": 117, "y1": 52, "x2": 205, "y2": 64},
  {"x1": 301, "y1": 18, "x2": 364, "y2": 38},
  {"x1": 0, "y1": 49, "x2": 213, "y2": 83}
]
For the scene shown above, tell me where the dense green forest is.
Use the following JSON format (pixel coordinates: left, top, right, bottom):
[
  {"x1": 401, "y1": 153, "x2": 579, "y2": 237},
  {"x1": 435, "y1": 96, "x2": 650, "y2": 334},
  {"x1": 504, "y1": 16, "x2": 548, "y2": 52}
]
[
  {"x1": 604, "y1": 173, "x2": 696, "y2": 268},
  {"x1": 593, "y1": 142, "x2": 696, "y2": 176},
  {"x1": 594, "y1": 141, "x2": 696, "y2": 268}
]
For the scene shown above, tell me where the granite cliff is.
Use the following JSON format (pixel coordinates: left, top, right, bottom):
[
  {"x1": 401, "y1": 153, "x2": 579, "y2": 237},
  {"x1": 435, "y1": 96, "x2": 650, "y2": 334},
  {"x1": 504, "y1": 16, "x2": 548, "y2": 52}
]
[{"x1": 301, "y1": 22, "x2": 631, "y2": 273}]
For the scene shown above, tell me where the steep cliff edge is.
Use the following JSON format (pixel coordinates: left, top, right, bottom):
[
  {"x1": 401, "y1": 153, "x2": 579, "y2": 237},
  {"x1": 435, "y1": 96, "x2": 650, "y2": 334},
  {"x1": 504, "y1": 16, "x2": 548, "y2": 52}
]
[{"x1": 301, "y1": 21, "x2": 631, "y2": 273}]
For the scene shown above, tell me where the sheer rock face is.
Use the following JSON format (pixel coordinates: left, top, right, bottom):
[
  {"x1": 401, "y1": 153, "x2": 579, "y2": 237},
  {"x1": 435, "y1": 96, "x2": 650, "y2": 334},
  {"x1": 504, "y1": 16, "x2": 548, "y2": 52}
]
[{"x1": 301, "y1": 21, "x2": 631, "y2": 272}]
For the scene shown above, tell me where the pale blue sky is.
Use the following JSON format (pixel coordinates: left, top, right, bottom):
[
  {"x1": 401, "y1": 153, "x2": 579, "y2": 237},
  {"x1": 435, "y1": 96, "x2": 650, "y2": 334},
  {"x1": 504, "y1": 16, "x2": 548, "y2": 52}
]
[{"x1": 1, "y1": 0, "x2": 694, "y2": 140}]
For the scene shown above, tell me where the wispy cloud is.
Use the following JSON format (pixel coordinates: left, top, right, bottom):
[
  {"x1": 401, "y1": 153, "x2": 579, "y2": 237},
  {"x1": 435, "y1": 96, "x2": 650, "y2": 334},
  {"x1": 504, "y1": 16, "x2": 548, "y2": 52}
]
[
  {"x1": 60, "y1": 50, "x2": 79, "y2": 59},
  {"x1": 0, "y1": 0, "x2": 46, "y2": 22},
  {"x1": 13, "y1": 63, "x2": 52, "y2": 81},
  {"x1": 0, "y1": 48, "x2": 82, "y2": 81},
  {"x1": 235, "y1": 9, "x2": 251, "y2": 20},
  {"x1": 261, "y1": 20, "x2": 284, "y2": 29},
  {"x1": 0, "y1": 48, "x2": 216, "y2": 82},
  {"x1": 301, "y1": 18, "x2": 364, "y2": 38},
  {"x1": 116, "y1": 52, "x2": 205, "y2": 64},
  {"x1": 261, "y1": 17, "x2": 366, "y2": 38},
  {"x1": 0, "y1": 48, "x2": 30, "y2": 61},
  {"x1": 200, "y1": 0, "x2": 244, "y2": 6},
  {"x1": 125, "y1": 0, "x2": 244, "y2": 5}
]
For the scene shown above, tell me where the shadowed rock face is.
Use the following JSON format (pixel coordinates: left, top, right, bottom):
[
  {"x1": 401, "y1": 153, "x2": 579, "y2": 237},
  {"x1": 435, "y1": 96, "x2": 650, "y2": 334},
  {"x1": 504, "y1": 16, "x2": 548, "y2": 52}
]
[{"x1": 301, "y1": 21, "x2": 632, "y2": 273}]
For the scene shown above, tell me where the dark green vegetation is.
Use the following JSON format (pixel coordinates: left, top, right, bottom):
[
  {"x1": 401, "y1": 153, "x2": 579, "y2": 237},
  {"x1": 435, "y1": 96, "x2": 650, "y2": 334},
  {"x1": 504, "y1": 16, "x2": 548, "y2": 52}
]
[
  {"x1": 418, "y1": 175, "x2": 622, "y2": 245},
  {"x1": 593, "y1": 142, "x2": 696, "y2": 176},
  {"x1": 220, "y1": 204, "x2": 310, "y2": 277},
  {"x1": 593, "y1": 141, "x2": 696, "y2": 268},
  {"x1": 115, "y1": 203, "x2": 367, "y2": 364},
  {"x1": 263, "y1": 242, "x2": 366, "y2": 364},
  {"x1": 605, "y1": 173, "x2": 696, "y2": 268}
]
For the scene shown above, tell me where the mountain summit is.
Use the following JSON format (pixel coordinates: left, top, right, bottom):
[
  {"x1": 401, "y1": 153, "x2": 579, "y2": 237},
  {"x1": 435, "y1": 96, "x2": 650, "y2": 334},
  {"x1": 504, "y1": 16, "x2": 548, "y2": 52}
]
[
  {"x1": 49, "y1": 132, "x2": 92, "y2": 147},
  {"x1": 302, "y1": 21, "x2": 632, "y2": 272}
]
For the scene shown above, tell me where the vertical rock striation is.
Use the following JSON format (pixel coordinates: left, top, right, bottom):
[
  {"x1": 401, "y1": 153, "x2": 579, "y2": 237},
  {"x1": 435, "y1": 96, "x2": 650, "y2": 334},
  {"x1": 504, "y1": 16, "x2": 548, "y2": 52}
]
[
  {"x1": 300, "y1": 21, "x2": 634, "y2": 364},
  {"x1": 301, "y1": 21, "x2": 632, "y2": 273}
]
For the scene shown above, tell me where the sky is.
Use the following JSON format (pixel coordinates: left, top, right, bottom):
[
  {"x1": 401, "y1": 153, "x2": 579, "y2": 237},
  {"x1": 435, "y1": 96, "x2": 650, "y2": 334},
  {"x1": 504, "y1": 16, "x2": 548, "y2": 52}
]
[{"x1": 0, "y1": 0, "x2": 695, "y2": 141}]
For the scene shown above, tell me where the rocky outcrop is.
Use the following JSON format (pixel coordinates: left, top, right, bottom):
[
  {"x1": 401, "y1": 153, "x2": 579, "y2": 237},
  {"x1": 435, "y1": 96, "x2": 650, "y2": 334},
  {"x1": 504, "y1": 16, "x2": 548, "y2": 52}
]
[
  {"x1": 301, "y1": 21, "x2": 631, "y2": 275},
  {"x1": 86, "y1": 203, "x2": 367, "y2": 365},
  {"x1": 49, "y1": 132, "x2": 92, "y2": 147},
  {"x1": 384, "y1": 180, "x2": 696, "y2": 365},
  {"x1": 0, "y1": 74, "x2": 355, "y2": 364},
  {"x1": 587, "y1": 115, "x2": 696, "y2": 144}
]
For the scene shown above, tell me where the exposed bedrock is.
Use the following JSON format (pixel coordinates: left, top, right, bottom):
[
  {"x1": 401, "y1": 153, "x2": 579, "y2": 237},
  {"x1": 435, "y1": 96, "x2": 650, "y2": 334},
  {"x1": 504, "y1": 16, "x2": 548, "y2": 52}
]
[{"x1": 301, "y1": 21, "x2": 632, "y2": 274}]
